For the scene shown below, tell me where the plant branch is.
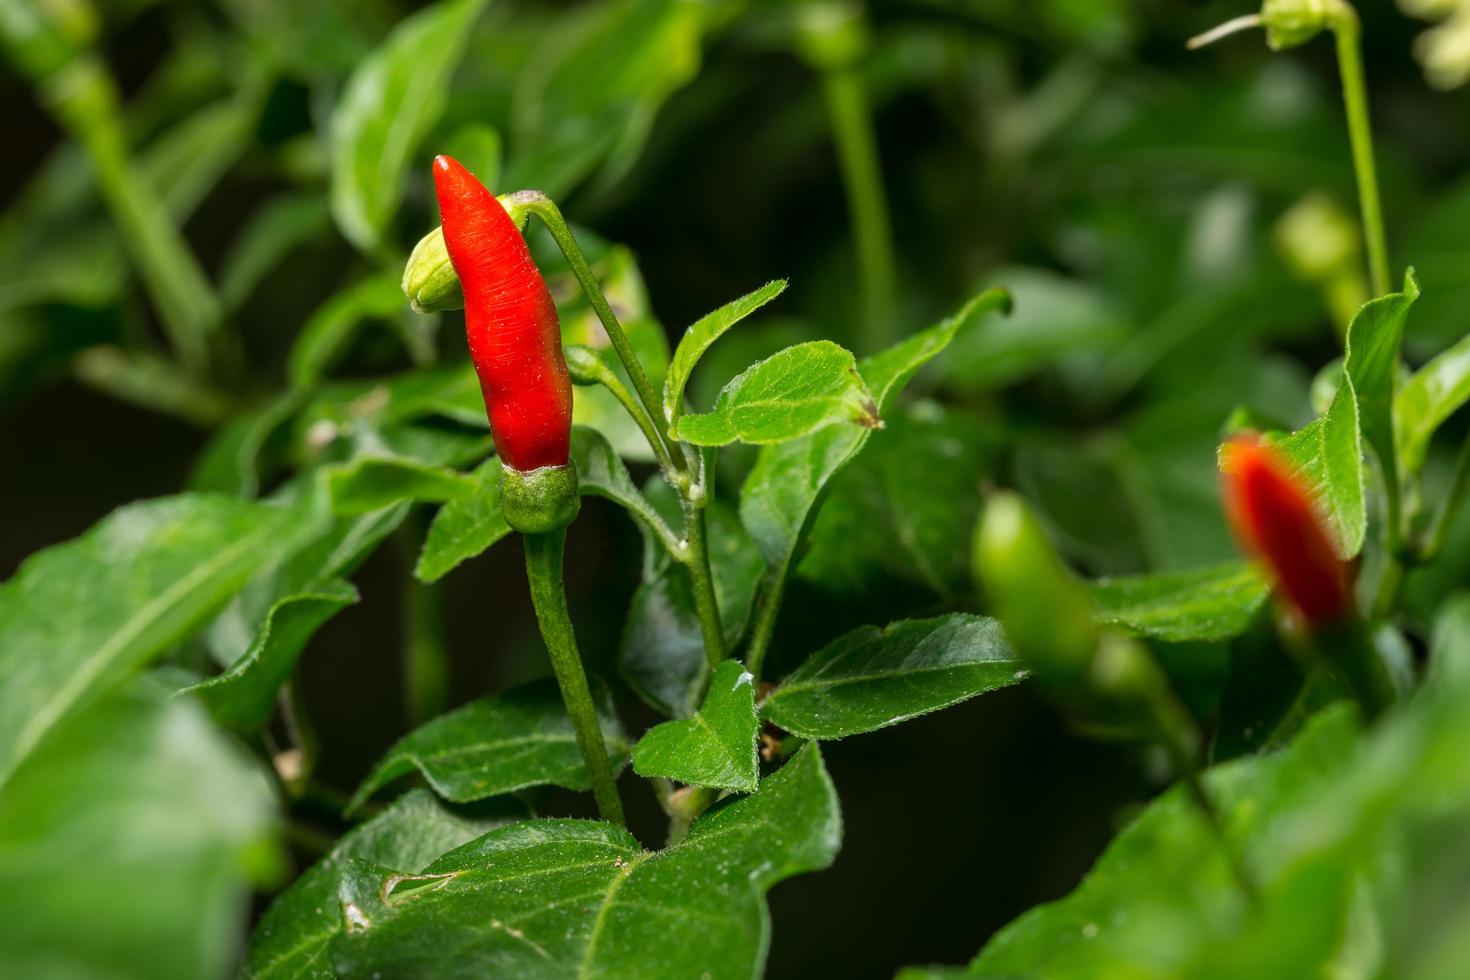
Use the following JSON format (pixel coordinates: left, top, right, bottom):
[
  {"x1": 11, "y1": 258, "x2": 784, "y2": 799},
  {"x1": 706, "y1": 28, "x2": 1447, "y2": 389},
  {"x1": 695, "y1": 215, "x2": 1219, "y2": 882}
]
[
  {"x1": 1330, "y1": 4, "x2": 1391, "y2": 297},
  {"x1": 523, "y1": 529, "x2": 626, "y2": 825},
  {"x1": 745, "y1": 562, "x2": 788, "y2": 682},
  {"x1": 507, "y1": 191, "x2": 683, "y2": 469},
  {"x1": 684, "y1": 503, "x2": 726, "y2": 669}
]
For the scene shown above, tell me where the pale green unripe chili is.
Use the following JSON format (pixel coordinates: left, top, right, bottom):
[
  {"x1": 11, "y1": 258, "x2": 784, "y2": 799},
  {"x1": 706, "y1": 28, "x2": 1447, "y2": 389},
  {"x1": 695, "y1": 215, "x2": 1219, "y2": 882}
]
[{"x1": 973, "y1": 492, "x2": 1099, "y2": 690}]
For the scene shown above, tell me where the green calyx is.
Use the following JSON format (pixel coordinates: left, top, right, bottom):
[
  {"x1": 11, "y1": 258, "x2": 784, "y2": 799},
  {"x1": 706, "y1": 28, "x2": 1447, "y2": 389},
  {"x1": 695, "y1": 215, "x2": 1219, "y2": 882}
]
[
  {"x1": 499, "y1": 462, "x2": 581, "y2": 534},
  {"x1": 1261, "y1": 0, "x2": 1344, "y2": 51},
  {"x1": 402, "y1": 193, "x2": 534, "y2": 314}
]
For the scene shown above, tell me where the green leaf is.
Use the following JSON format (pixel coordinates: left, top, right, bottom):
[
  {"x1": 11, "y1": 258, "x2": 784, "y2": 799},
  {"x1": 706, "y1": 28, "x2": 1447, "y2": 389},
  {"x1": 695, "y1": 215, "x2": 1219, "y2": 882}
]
[
  {"x1": 414, "y1": 457, "x2": 511, "y2": 583},
  {"x1": 1396, "y1": 328, "x2": 1470, "y2": 474},
  {"x1": 506, "y1": 0, "x2": 705, "y2": 196},
  {"x1": 287, "y1": 274, "x2": 412, "y2": 389},
  {"x1": 673, "y1": 340, "x2": 879, "y2": 447},
  {"x1": 942, "y1": 268, "x2": 1125, "y2": 393},
  {"x1": 0, "y1": 494, "x2": 310, "y2": 787},
  {"x1": 346, "y1": 681, "x2": 630, "y2": 813},
  {"x1": 664, "y1": 279, "x2": 788, "y2": 422},
  {"x1": 620, "y1": 497, "x2": 764, "y2": 717},
  {"x1": 219, "y1": 192, "x2": 332, "y2": 313},
  {"x1": 961, "y1": 707, "x2": 1362, "y2": 978},
  {"x1": 1269, "y1": 368, "x2": 1366, "y2": 558},
  {"x1": 0, "y1": 678, "x2": 277, "y2": 980},
  {"x1": 244, "y1": 790, "x2": 517, "y2": 979},
  {"x1": 762, "y1": 615, "x2": 1023, "y2": 740},
  {"x1": 326, "y1": 454, "x2": 479, "y2": 515},
  {"x1": 1091, "y1": 562, "x2": 1271, "y2": 643},
  {"x1": 331, "y1": 744, "x2": 840, "y2": 978},
  {"x1": 330, "y1": 0, "x2": 489, "y2": 252},
  {"x1": 1343, "y1": 270, "x2": 1420, "y2": 518},
  {"x1": 186, "y1": 580, "x2": 360, "y2": 730},
  {"x1": 799, "y1": 405, "x2": 998, "y2": 597},
  {"x1": 633, "y1": 660, "x2": 760, "y2": 792},
  {"x1": 741, "y1": 291, "x2": 1010, "y2": 583}
]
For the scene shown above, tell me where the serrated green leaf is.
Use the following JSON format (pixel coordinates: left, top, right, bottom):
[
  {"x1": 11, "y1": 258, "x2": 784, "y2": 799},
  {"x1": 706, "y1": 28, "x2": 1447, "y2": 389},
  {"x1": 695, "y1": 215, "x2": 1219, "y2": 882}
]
[
  {"x1": 326, "y1": 455, "x2": 479, "y2": 515},
  {"x1": 0, "y1": 494, "x2": 311, "y2": 787},
  {"x1": 741, "y1": 291, "x2": 1009, "y2": 577},
  {"x1": 1269, "y1": 370, "x2": 1365, "y2": 558},
  {"x1": 664, "y1": 279, "x2": 788, "y2": 423},
  {"x1": 187, "y1": 580, "x2": 360, "y2": 730},
  {"x1": 331, "y1": 744, "x2": 840, "y2": 978},
  {"x1": 1343, "y1": 270, "x2": 1419, "y2": 521},
  {"x1": 762, "y1": 615, "x2": 1023, "y2": 739},
  {"x1": 330, "y1": 0, "x2": 489, "y2": 252},
  {"x1": 346, "y1": 681, "x2": 629, "y2": 813},
  {"x1": 1397, "y1": 328, "x2": 1470, "y2": 474},
  {"x1": 0, "y1": 678, "x2": 277, "y2": 980},
  {"x1": 633, "y1": 660, "x2": 759, "y2": 792},
  {"x1": 673, "y1": 340, "x2": 878, "y2": 447},
  {"x1": 1091, "y1": 562, "x2": 1271, "y2": 643},
  {"x1": 620, "y1": 498, "x2": 764, "y2": 718},
  {"x1": 244, "y1": 790, "x2": 518, "y2": 979}
]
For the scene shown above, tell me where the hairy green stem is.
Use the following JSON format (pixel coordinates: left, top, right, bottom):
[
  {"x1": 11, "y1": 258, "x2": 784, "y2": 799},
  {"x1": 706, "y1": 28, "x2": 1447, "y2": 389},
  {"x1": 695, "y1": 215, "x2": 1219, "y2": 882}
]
[
  {"x1": 821, "y1": 65, "x2": 897, "y2": 351},
  {"x1": 524, "y1": 529, "x2": 626, "y2": 825},
  {"x1": 508, "y1": 191, "x2": 682, "y2": 468},
  {"x1": 1331, "y1": 6, "x2": 1391, "y2": 297},
  {"x1": 684, "y1": 504, "x2": 726, "y2": 669},
  {"x1": 567, "y1": 346, "x2": 680, "y2": 480},
  {"x1": 745, "y1": 563, "x2": 788, "y2": 682}
]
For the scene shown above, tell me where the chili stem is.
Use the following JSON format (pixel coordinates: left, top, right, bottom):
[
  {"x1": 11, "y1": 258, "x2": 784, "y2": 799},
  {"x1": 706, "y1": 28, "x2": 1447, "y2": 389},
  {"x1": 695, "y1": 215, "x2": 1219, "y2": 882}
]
[
  {"x1": 745, "y1": 562, "x2": 788, "y2": 682},
  {"x1": 684, "y1": 504, "x2": 726, "y2": 668},
  {"x1": 1331, "y1": 5, "x2": 1391, "y2": 297},
  {"x1": 509, "y1": 192, "x2": 683, "y2": 468},
  {"x1": 523, "y1": 529, "x2": 626, "y2": 825},
  {"x1": 821, "y1": 64, "x2": 897, "y2": 351},
  {"x1": 1421, "y1": 433, "x2": 1470, "y2": 563}
]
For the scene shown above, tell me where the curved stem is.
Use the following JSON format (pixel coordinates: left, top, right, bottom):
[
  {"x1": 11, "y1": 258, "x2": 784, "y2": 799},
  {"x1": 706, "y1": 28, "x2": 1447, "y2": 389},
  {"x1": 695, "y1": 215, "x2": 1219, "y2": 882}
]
[
  {"x1": 523, "y1": 529, "x2": 626, "y2": 825},
  {"x1": 821, "y1": 64, "x2": 897, "y2": 351},
  {"x1": 684, "y1": 504, "x2": 726, "y2": 668},
  {"x1": 1421, "y1": 433, "x2": 1470, "y2": 562},
  {"x1": 745, "y1": 563, "x2": 788, "y2": 682},
  {"x1": 568, "y1": 348, "x2": 680, "y2": 481},
  {"x1": 507, "y1": 191, "x2": 684, "y2": 469},
  {"x1": 1331, "y1": 6, "x2": 1391, "y2": 297}
]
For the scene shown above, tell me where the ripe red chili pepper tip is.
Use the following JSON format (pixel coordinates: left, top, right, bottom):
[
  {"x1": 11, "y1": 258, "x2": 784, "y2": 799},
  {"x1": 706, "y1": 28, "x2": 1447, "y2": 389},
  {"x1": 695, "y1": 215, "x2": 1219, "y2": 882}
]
[
  {"x1": 1221, "y1": 436, "x2": 1352, "y2": 626},
  {"x1": 432, "y1": 154, "x2": 573, "y2": 474}
]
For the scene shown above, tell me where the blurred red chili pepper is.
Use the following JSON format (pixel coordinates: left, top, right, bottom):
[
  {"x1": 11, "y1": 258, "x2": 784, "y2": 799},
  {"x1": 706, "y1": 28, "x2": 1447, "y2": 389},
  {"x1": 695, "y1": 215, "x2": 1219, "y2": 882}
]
[
  {"x1": 433, "y1": 154, "x2": 572, "y2": 472},
  {"x1": 1221, "y1": 436, "x2": 1352, "y2": 626}
]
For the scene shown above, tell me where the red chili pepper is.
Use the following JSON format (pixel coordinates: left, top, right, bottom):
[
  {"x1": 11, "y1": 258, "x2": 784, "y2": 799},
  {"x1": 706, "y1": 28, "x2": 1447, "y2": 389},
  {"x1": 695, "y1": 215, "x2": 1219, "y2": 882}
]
[
  {"x1": 1221, "y1": 436, "x2": 1352, "y2": 626},
  {"x1": 433, "y1": 154, "x2": 572, "y2": 472}
]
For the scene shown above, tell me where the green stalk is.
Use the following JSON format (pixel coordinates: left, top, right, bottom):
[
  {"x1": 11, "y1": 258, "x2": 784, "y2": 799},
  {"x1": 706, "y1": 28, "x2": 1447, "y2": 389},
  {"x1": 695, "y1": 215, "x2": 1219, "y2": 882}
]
[
  {"x1": 1331, "y1": 6, "x2": 1391, "y2": 298},
  {"x1": 507, "y1": 191, "x2": 682, "y2": 469},
  {"x1": 745, "y1": 564, "x2": 787, "y2": 682},
  {"x1": 1314, "y1": 617, "x2": 1396, "y2": 719},
  {"x1": 523, "y1": 529, "x2": 626, "y2": 825},
  {"x1": 821, "y1": 65, "x2": 897, "y2": 351},
  {"x1": 43, "y1": 59, "x2": 223, "y2": 375},
  {"x1": 684, "y1": 504, "x2": 726, "y2": 668},
  {"x1": 565, "y1": 345, "x2": 679, "y2": 481},
  {"x1": 1420, "y1": 434, "x2": 1470, "y2": 563}
]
